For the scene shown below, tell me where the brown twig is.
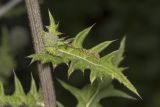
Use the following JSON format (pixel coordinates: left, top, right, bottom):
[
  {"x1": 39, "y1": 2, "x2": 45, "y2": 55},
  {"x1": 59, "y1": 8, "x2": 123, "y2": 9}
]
[{"x1": 25, "y1": 0, "x2": 56, "y2": 107}]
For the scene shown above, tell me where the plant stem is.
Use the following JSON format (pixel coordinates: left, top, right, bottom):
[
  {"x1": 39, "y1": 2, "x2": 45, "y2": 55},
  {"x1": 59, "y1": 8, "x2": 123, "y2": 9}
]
[{"x1": 25, "y1": 0, "x2": 56, "y2": 107}]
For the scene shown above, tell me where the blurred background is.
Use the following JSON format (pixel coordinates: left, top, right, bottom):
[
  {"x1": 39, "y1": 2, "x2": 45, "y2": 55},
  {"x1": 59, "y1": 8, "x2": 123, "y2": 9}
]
[{"x1": 0, "y1": 0, "x2": 160, "y2": 107}]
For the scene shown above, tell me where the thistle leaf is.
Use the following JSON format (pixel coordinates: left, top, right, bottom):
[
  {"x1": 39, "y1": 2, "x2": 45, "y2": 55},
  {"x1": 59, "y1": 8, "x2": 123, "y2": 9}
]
[
  {"x1": 72, "y1": 25, "x2": 93, "y2": 48},
  {"x1": 46, "y1": 42, "x2": 139, "y2": 97},
  {"x1": 58, "y1": 79, "x2": 135, "y2": 107},
  {"x1": 0, "y1": 74, "x2": 43, "y2": 106},
  {"x1": 29, "y1": 12, "x2": 141, "y2": 104},
  {"x1": 13, "y1": 73, "x2": 25, "y2": 96}
]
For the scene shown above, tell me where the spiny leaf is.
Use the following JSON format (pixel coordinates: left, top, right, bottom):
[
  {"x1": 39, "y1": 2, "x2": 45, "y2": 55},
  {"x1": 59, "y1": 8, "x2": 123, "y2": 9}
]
[
  {"x1": 0, "y1": 74, "x2": 43, "y2": 106},
  {"x1": 58, "y1": 79, "x2": 135, "y2": 107},
  {"x1": 29, "y1": 11, "x2": 141, "y2": 104},
  {"x1": 68, "y1": 60, "x2": 86, "y2": 76},
  {"x1": 48, "y1": 10, "x2": 56, "y2": 33},
  {"x1": 29, "y1": 74, "x2": 38, "y2": 96},
  {"x1": 90, "y1": 70, "x2": 99, "y2": 83},
  {"x1": 68, "y1": 60, "x2": 77, "y2": 76},
  {"x1": 48, "y1": 11, "x2": 62, "y2": 36},
  {"x1": 13, "y1": 73, "x2": 25, "y2": 96},
  {"x1": 46, "y1": 43, "x2": 139, "y2": 97},
  {"x1": 28, "y1": 53, "x2": 64, "y2": 65},
  {"x1": 101, "y1": 37, "x2": 126, "y2": 67},
  {"x1": 72, "y1": 25, "x2": 94, "y2": 48}
]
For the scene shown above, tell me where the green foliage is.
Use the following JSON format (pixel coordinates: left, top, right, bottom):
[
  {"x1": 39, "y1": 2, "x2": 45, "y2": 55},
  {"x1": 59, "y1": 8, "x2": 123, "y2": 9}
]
[
  {"x1": 0, "y1": 74, "x2": 43, "y2": 107},
  {"x1": 58, "y1": 78, "x2": 135, "y2": 107},
  {"x1": 0, "y1": 27, "x2": 15, "y2": 83},
  {"x1": 29, "y1": 11, "x2": 140, "y2": 106},
  {"x1": 57, "y1": 101, "x2": 64, "y2": 107}
]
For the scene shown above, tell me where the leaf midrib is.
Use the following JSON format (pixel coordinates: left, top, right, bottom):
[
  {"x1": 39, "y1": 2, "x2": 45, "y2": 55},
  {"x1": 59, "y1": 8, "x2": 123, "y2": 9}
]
[
  {"x1": 86, "y1": 84, "x2": 100, "y2": 107},
  {"x1": 58, "y1": 48, "x2": 137, "y2": 95},
  {"x1": 58, "y1": 48, "x2": 123, "y2": 78}
]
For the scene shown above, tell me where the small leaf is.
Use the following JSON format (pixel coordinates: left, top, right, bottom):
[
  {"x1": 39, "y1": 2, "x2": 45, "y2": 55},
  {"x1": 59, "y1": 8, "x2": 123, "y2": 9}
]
[
  {"x1": 90, "y1": 40, "x2": 114, "y2": 54},
  {"x1": 101, "y1": 37, "x2": 126, "y2": 66},
  {"x1": 57, "y1": 101, "x2": 64, "y2": 107},
  {"x1": 72, "y1": 25, "x2": 94, "y2": 48},
  {"x1": 13, "y1": 73, "x2": 25, "y2": 96},
  {"x1": 48, "y1": 10, "x2": 56, "y2": 33},
  {"x1": 29, "y1": 74, "x2": 38, "y2": 96},
  {"x1": 47, "y1": 11, "x2": 62, "y2": 36},
  {"x1": 28, "y1": 53, "x2": 64, "y2": 65}
]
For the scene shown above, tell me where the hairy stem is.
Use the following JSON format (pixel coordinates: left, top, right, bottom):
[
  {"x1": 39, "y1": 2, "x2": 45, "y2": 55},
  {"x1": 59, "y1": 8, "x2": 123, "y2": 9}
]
[{"x1": 25, "y1": 0, "x2": 56, "y2": 106}]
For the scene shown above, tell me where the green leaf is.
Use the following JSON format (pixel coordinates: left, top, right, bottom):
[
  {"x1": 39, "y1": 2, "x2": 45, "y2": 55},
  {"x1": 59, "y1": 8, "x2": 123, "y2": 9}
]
[
  {"x1": 13, "y1": 73, "x2": 25, "y2": 96},
  {"x1": 68, "y1": 60, "x2": 86, "y2": 76},
  {"x1": 46, "y1": 42, "x2": 139, "y2": 97},
  {"x1": 72, "y1": 25, "x2": 93, "y2": 48},
  {"x1": 0, "y1": 73, "x2": 42, "y2": 106},
  {"x1": 58, "y1": 79, "x2": 134, "y2": 107},
  {"x1": 57, "y1": 101, "x2": 64, "y2": 107},
  {"x1": 28, "y1": 53, "x2": 64, "y2": 65},
  {"x1": 30, "y1": 13, "x2": 141, "y2": 103},
  {"x1": 0, "y1": 81, "x2": 4, "y2": 96},
  {"x1": 101, "y1": 37, "x2": 126, "y2": 67},
  {"x1": 99, "y1": 86, "x2": 136, "y2": 100},
  {"x1": 58, "y1": 79, "x2": 84, "y2": 101},
  {"x1": 0, "y1": 27, "x2": 15, "y2": 82},
  {"x1": 89, "y1": 40, "x2": 114, "y2": 54},
  {"x1": 29, "y1": 74, "x2": 38, "y2": 97},
  {"x1": 48, "y1": 10, "x2": 56, "y2": 33},
  {"x1": 90, "y1": 69, "x2": 99, "y2": 83},
  {"x1": 48, "y1": 10, "x2": 62, "y2": 36}
]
